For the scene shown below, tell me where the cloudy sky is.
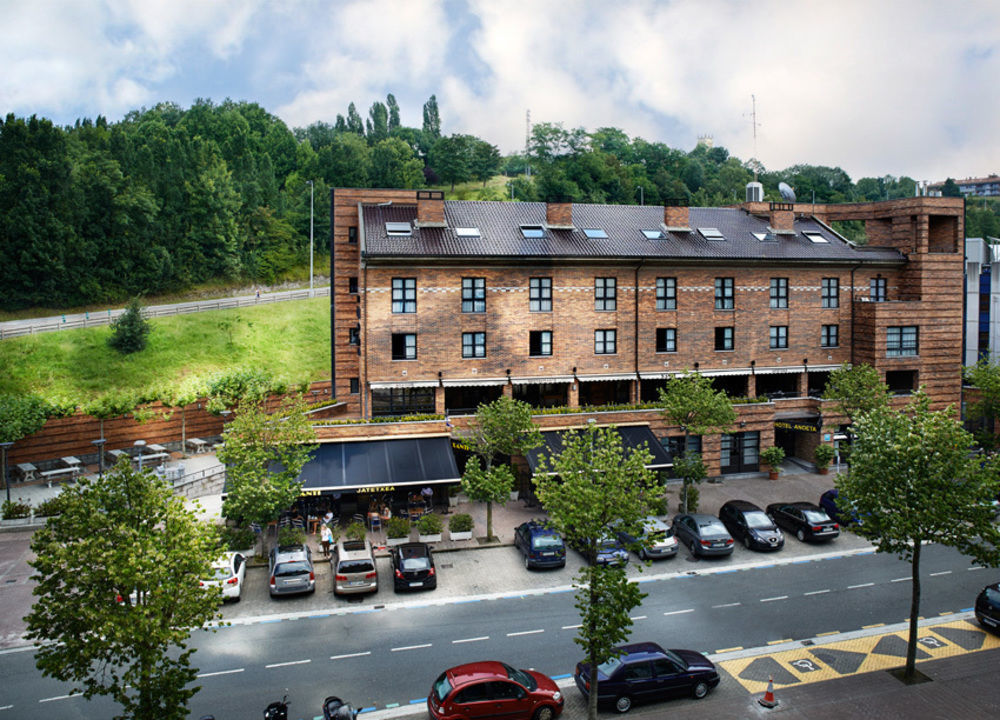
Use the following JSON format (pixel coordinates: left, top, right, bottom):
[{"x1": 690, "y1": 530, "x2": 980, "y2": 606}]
[{"x1": 3, "y1": 0, "x2": 998, "y2": 183}]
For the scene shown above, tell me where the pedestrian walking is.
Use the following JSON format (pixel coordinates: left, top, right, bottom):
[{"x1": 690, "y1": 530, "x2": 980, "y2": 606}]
[
  {"x1": 320, "y1": 523, "x2": 333, "y2": 557},
  {"x1": 255, "y1": 287, "x2": 261, "y2": 301}
]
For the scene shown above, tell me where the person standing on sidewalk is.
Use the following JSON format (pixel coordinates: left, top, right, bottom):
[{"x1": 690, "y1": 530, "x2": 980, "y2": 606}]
[{"x1": 320, "y1": 523, "x2": 333, "y2": 557}]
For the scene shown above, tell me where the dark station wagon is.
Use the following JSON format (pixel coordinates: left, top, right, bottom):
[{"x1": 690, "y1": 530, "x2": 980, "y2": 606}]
[
  {"x1": 766, "y1": 502, "x2": 840, "y2": 542},
  {"x1": 574, "y1": 641, "x2": 720, "y2": 713},
  {"x1": 514, "y1": 520, "x2": 567, "y2": 569}
]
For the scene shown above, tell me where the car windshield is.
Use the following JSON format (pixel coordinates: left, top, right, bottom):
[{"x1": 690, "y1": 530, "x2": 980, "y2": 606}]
[
  {"x1": 597, "y1": 656, "x2": 624, "y2": 677},
  {"x1": 338, "y1": 560, "x2": 374, "y2": 574},
  {"x1": 647, "y1": 530, "x2": 668, "y2": 543},
  {"x1": 401, "y1": 557, "x2": 431, "y2": 571},
  {"x1": 598, "y1": 538, "x2": 620, "y2": 550},
  {"x1": 275, "y1": 561, "x2": 310, "y2": 576},
  {"x1": 697, "y1": 519, "x2": 728, "y2": 535},
  {"x1": 803, "y1": 510, "x2": 830, "y2": 524},
  {"x1": 503, "y1": 663, "x2": 536, "y2": 691},
  {"x1": 532, "y1": 533, "x2": 562, "y2": 549},
  {"x1": 745, "y1": 512, "x2": 773, "y2": 529},
  {"x1": 432, "y1": 673, "x2": 452, "y2": 703},
  {"x1": 210, "y1": 567, "x2": 232, "y2": 581},
  {"x1": 985, "y1": 587, "x2": 1000, "y2": 604}
]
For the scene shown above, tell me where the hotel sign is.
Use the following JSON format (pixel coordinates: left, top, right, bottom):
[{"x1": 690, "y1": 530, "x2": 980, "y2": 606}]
[{"x1": 774, "y1": 419, "x2": 821, "y2": 433}]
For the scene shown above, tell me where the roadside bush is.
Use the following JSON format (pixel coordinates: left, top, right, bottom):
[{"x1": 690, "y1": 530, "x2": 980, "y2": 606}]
[
  {"x1": 647, "y1": 495, "x2": 668, "y2": 517},
  {"x1": 448, "y1": 513, "x2": 474, "y2": 533},
  {"x1": 417, "y1": 513, "x2": 443, "y2": 535},
  {"x1": 676, "y1": 485, "x2": 699, "y2": 514},
  {"x1": 813, "y1": 444, "x2": 835, "y2": 470},
  {"x1": 107, "y1": 298, "x2": 151, "y2": 354},
  {"x1": 2, "y1": 499, "x2": 32, "y2": 519},
  {"x1": 33, "y1": 496, "x2": 66, "y2": 517}
]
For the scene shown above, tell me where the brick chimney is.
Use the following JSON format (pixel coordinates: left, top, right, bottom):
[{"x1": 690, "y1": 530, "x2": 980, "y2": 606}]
[
  {"x1": 415, "y1": 190, "x2": 446, "y2": 228},
  {"x1": 663, "y1": 200, "x2": 690, "y2": 231},
  {"x1": 769, "y1": 202, "x2": 796, "y2": 234},
  {"x1": 545, "y1": 201, "x2": 574, "y2": 230}
]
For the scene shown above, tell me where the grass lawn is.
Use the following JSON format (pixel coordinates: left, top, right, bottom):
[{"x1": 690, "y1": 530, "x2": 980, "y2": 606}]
[{"x1": 0, "y1": 297, "x2": 331, "y2": 403}]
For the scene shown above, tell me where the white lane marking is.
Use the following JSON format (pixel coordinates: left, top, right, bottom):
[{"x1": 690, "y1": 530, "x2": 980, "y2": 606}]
[
  {"x1": 562, "y1": 624, "x2": 582, "y2": 630},
  {"x1": 664, "y1": 609, "x2": 695, "y2": 616},
  {"x1": 804, "y1": 589, "x2": 831, "y2": 596},
  {"x1": 760, "y1": 596, "x2": 788, "y2": 602},
  {"x1": 507, "y1": 629, "x2": 544, "y2": 637},
  {"x1": 265, "y1": 659, "x2": 311, "y2": 669},
  {"x1": 630, "y1": 615, "x2": 647, "y2": 621},
  {"x1": 452, "y1": 636, "x2": 489, "y2": 644},
  {"x1": 891, "y1": 577, "x2": 911, "y2": 583},
  {"x1": 38, "y1": 693, "x2": 82, "y2": 703},
  {"x1": 392, "y1": 644, "x2": 432, "y2": 652},
  {"x1": 712, "y1": 602, "x2": 741, "y2": 608},
  {"x1": 930, "y1": 571, "x2": 952, "y2": 577},
  {"x1": 198, "y1": 668, "x2": 245, "y2": 678},
  {"x1": 0, "y1": 704, "x2": 12, "y2": 710},
  {"x1": 968, "y1": 566, "x2": 985, "y2": 571},
  {"x1": 848, "y1": 583, "x2": 875, "y2": 589},
  {"x1": 331, "y1": 651, "x2": 371, "y2": 660}
]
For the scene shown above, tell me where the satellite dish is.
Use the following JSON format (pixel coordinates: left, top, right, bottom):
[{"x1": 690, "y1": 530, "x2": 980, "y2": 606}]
[{"x1": 778, "y1": 182, "x2": 796, "y2": 202}]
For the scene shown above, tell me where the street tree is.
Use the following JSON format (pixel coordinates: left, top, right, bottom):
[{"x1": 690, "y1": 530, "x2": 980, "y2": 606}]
[
  {"x1": 964, "y1": 356, "x2": 1000, "y2": 450},
  {"x1": 658, "y1": 372, "x2": 736, "y2": 512},
  {"x1": 836, "y1": 391, "x2": 1000, "y2": 682},
  {"x1": 158, "y1": 376, "x2": 207, "y2": 453},
  {"x1": 25, "y1": 463, "x2": 221, "y2": 720},
  {"x1": 85, "y1": 389, "x2": 139, "y2": 440},
  {"x1": 0, "y1": 393, "x2": 50, "y2": 444},
  {"x1": 107, "y1": 297, "x2": 152, "y2": 354},
  {"x1": 824, "y1": 362, "x2": 890, "y2": 425},
  {"x1": 534, "y1": 423, "x2": 654, "y2": 720},
  {"x1": 218, "y1": 395, "x2": 317, "y2": 552},
  {"x1": 459, "y1": 396, "x2": 542, "y2": 541}
]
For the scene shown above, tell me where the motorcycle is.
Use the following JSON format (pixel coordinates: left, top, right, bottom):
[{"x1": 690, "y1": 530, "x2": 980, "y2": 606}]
[
  {"x1": 263, "y1": 694, "x2": 290, "y2": 720},
  {"x1": 323, "y1": 695, "x2": 359, "y2": 720}
]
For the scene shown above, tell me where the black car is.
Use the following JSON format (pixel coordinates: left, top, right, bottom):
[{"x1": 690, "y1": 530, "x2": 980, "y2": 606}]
[
  {"x1": 573, "y1": 641, "x2": 719, "y2": 713},
  {"x1": 390, "y1": 542, "x2": 437, "y2": 592},
  {"x1": 671, "y1": 513, "x2": 734, "y2": 557},
  {"x1": 514, "y1": 520, "x2": 566, "y2": 569},
  {"x1": 975, "y1": 581, "x2": 1000, "y2": 632},
  {"x1": 766, "y1": 502, "x2": 840, "y2": 542},
  {"x1": 718, "y1": 500, "x2": 784, "y2": 551}
]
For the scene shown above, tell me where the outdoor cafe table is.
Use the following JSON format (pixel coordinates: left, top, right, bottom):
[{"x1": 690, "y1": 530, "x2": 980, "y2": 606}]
[{"x1": 16, "y1": 463, "x2": 37, "y2": 482}]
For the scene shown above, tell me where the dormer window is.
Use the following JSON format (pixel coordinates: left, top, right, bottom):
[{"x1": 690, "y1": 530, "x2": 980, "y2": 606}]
[
  {"x1": 804, "y1": 231, "x2": 829, "y2": 243},
  {"x1": 699, "y1": 227, "x2": 725, "y2": 241},
  {"x1": 521, "y1": 225, "x2": 545, "y2": 238},
  {"x1": 456, "y1": 227, "x2": 481, "y2": 238},
  {"x1": 642, "y1": 229, "x2": 664, "y2": 239},
  {"x1": 582, "y1": 228, "x2": 608, "y2": 239},
  {"x1": 386, "y1": 222, "x2": 412, "y2": 237},
  {"x1": 753, "y1": 232, "x2": 778, "y2": 242}
]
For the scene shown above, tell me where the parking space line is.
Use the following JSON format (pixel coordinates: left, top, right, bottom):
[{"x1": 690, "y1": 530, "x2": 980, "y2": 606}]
[
  {"x1": 452, "y1": 636, "x2": 489, "y2": 644},
  {"x1": 265, "y1": 659, "x2": 310, "y2": 668},
  {"x1": 507, "y1": 629, "x2": 544, "y2": 637},
  {"x1": 392, "y1": 644, "x2": 432, "y2": 652},
  {"x1": 331, "y1": 651, "x2": 371, "y2": 660}
]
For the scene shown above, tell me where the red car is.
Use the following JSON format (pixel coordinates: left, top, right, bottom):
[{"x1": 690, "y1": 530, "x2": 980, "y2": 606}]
[{"x1": 428, "y1": 661, "x2": 564, "y2": 720}]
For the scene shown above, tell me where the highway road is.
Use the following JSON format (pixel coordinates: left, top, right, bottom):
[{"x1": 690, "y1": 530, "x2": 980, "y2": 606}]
[{"x1": 0, "y1": 543, "x2": 993, "y2": 719}]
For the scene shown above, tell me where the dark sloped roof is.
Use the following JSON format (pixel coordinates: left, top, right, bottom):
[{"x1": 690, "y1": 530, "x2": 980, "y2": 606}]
[{"x1": 361, "y1": 201, "x2": 903, "y2": 264}]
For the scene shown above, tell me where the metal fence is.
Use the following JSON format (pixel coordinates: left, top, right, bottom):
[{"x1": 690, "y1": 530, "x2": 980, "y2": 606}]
[{"x1": 0, "y1": 287, "x2": 330, "y2": 339}]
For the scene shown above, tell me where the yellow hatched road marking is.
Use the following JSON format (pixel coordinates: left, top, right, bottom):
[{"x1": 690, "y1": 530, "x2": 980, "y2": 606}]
[
  {"x1": 768, "y1": 639, "x2": 793, "y2": 645},
  {"x1": 715, "y1": 646, "x2": 744, "y2": 653}
]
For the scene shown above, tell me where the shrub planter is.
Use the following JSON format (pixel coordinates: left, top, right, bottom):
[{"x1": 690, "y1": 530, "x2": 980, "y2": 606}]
[
  {"x1": 386, "y1": 517, "x2": 412, "y2": 546},
  {"x1": 0, "y1": 517, "x2": 32, "y2": 528},
  {"x1": 509, "y1": 490, "x2": 519, "y2": 502},
  {"x1": 416, "y1": 513, "x2": 443, "y2": 543},
  {"x1": 418, "y1": 532, "x2": 443, "y2": 543},
  {"x1": 448, "y1": 513, "x2": 474, "y2": 541},
  {"x1": 386, "y1": 536, "x2": 408, "y2": 547},
  {"x1": 448, "y1": 530, "x2": 472, "y2": 541}
]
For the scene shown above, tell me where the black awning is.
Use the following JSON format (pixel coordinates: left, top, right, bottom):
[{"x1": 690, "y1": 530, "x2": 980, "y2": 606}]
[
  {"x1": 299, "y1": 436, "x2": 460, "y2": 492},
  {"x1": 524, "y1": 425, "x2": 673, "y2": 473}
]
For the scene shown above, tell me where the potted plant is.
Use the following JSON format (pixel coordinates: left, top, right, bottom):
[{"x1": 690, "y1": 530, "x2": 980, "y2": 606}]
[
  {"x1": 448, "y1": 484, "x2": 461, "y2": 508},
  {"x1": 33, "y1": 495, "x2": 66, "y2": 519},
  {"x1": 813, "y1": 444, "x2": 835, "y2": 475},
  {"x1": 1, "y1": 499, "x2": 32, "y2": 526},
  {"x1": 448, "y1": 513, "x2": 474, "y2": 541},
  {"x1": 345, "y1": 520, "x2": 367, "y2": 541},
  {"x1": 760, "y1": 446, "x2": 786, "y2": 480},
  {"x1": 417, "y1": 512, "x2": 443, "y2": 542},
  {"x1": 386, "y1": 516, "x2": 411, "y2": 546}
]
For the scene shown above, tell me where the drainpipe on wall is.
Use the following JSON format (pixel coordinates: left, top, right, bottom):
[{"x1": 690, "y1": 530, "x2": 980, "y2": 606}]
[
  {"x1": 634, "y1": 260, "x2": 644, "y2": 401},
  {"x1": 849, "y1": 263, "x2": 861, "y2": 367}
]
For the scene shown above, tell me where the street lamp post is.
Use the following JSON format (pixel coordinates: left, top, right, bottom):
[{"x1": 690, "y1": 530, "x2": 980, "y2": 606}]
[
  {"x1": 134, "y1": 439, "x2": 146, "y2": 471},
  {"x1": 91, "y1": 438, "x2": 106, "y2": 480},
  {"x1": 307, "y1": 180, "x2": 315, "y2": 297},
  {"x1": 0, "y1": 441, "x2": 13, "y2": 506}
]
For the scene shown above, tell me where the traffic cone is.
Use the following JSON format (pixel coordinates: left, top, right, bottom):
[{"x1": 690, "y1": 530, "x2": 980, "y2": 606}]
[{"x1": 758, "y1": 675, "x2": 779, "y2": 708}]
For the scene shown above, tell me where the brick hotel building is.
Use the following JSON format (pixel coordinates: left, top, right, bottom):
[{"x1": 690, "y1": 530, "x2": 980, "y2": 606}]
[{"x1": 324, "y1": 189, "x2": 964, "y2": 481}]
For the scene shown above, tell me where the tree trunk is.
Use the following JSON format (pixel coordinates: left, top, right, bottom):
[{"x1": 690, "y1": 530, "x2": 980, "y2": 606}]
[
  {"x1": 486, "y1": 500, "x2": 493, "y2": 540},
  {"x1": 905, "y1": 539, "x2": 922, "y2": 680},
  {"x1": 180, "y1": 408, "x2": 187, "y2": 454}
]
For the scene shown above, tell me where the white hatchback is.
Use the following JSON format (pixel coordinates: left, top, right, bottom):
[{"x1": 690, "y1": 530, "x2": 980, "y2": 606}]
[{"x1": 201, "y1": 552, "x2": 247, "y2": 602}]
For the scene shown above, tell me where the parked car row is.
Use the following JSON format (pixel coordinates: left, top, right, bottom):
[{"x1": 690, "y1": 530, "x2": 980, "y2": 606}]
[{"x1": 428, "y1": 639, "x2": 720, "y2": 719}]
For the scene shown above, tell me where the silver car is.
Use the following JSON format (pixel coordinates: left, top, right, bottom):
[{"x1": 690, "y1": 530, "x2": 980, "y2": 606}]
[
  {"x1": 618, "y1": 516, "x2": 679, "y2": 560},
  {"x1": 332, "y1": 538, "x2": 378, "y2": 596},
  {"x1": 268, "y1": 544, "x2": 315, "y2": 597}
]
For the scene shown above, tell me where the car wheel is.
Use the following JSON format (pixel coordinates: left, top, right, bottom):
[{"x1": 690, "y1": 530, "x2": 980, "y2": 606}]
[
  {"x1": 743, "y1": 535, "x2": 752, "y2": 550},
  {"x1": 692, "y1": 680, "x2": 710, "y2": 699},
  {"x1": 533, "y1": 705, "x2": 555, "y2": 720},
  {"x1": 639, "y1": 548, "x2": 647, "y2": 561},
  {"x1": 524, "y1": 554, "x2": 531, "y2": 570},
  {"x1": 797, "y1": 529, "x2": 806, "y2": 542},
  {"x1": 688, "y1": 539, "x2": 698, "y2": 557},
  {"x1": 615, "y1": 695, "x2": 632, "y2": 713}
]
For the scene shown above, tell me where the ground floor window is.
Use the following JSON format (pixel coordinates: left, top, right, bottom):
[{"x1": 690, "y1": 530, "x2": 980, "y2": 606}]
[
  {"x1": 444, "y1": 385, "x2": 503, "y2": 415},
  {"x1": 720, "y1": 431, "x2": 760, "y2": 474},
  {"x1": 371, "y1": 387, "x2": 436, "y2": 417},
  {"x1": 513, "y1": 382, "x2": 569, "y2": 409},
  {"x1": 578, "y1": 380, "x2": 631, "y2": 406}
]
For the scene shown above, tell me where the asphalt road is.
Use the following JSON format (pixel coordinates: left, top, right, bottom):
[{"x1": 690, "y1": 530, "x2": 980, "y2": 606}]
[{"x1": 0, "y1": 543, "x2": 991, "y2": 720}]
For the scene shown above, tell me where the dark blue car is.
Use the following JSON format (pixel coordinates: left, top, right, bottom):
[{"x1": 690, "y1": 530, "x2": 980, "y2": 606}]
[
  {"x1": 573, "y1": 641, "x2": 719, "y2": 713},
  {"x1": 514, "y1": 520, "x2": 566, "y2": 569}
]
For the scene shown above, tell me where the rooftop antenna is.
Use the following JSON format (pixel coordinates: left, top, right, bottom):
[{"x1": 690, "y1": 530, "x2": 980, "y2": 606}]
[
  {"x1": 525, "y1": 109, "x2": 531, "y2": 179},
  {"x1": 746, "y1": 94, "x2": 761, "y2": 183}
]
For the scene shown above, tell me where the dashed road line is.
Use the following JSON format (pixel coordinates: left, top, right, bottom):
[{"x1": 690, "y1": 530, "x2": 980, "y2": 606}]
[
  {"x1": 930, "y1": 571, "x2": 952, "y2": 577},
  {"x1": 331, "y1": 651, "x2": 371, "y2": 660},
  {"x1": 630, "y1": 615, "x2": 647, "y2": 621},
  {"x1": 38, "y1": 693, "x2": 82, "y2": 703},
  {"x1": 507, "y1": 629, "x2": 544, "y2": 637},
  {"x1": 848, "y1": 582, "x2": 875, "y2": 589},
  {"x1": 265, "y1": 659, "x2": 311, "y2": 669},
  {"x1": 891, "y1": 577, "x2": 911, "y2": 582},
  {"x1": 804, "y1": 589, "x2": 830, "y2": 596},
  {"x1": 392, "y1": 643, "x2": 432, "y2": 652},
  {"x1": 968, "y1": 566, "x2": 985, "y2": 571},
  {"x1": 664, "y1": 608, "x2": 695, "y2": 616},
  {"x1": 452, "y1": 636, "x2": 489, "y2": 644},
  {"x1": 760, "y1": 595, "x2": 788, "y2": 602},
  {"x1": 713, "y1": 602, "x2": 741, "y2": 608},
  {"x1": 198, "y1": 668, "x2": 245, "y2": 678},
  {"x1": 562, "y1": 624, "x2": 582, "y2": 630}
]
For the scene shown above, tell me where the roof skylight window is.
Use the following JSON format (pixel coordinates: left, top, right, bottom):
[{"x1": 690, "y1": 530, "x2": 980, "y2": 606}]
[
  {"x1": 582, "y1": 228, "x2": 608, "y2": 239},
  {"x1": 753, "y1": 232, "x2": 777, "y2": 242},
  {"x1": 520, "y1": 225, "x2": 545, "y2": 238},
  {"x1": 804, "y1": 231, "x2": 829, "y2": 243},
  {"x1": 642, "y1": 229, "x2": 664, "y2": 239},
  {"x1": 699, "y1": 227, "x2": 725, "y2": 241},
  {"x1": 385, "y1": 221, "x2": 412, "y2": 236},
  {"x1": 456, "y1": 227, "x2": 481, "y2": 238}
]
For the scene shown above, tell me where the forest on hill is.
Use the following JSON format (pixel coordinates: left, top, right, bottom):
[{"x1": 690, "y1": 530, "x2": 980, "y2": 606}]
[{"x1": 2, "y1": 93, "x2": 996, "y2": 311}]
